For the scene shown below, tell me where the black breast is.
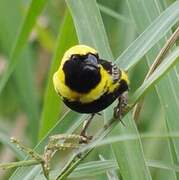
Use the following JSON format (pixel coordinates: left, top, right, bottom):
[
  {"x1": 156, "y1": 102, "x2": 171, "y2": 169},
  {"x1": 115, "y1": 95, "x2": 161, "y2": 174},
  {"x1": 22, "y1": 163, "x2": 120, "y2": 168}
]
[{"x1": 63, "y1": 59, "x2": 101, "y2": 93}]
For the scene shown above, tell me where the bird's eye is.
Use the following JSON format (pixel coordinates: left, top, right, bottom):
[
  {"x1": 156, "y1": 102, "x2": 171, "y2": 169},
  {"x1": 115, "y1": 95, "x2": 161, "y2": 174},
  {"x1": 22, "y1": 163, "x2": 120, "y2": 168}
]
[
  {"x1": 85, "y1": 54, "x2": 98, "y2": 65},
  {"x1": 71, "y1": 55, "x2": 78, "y2": 60}
]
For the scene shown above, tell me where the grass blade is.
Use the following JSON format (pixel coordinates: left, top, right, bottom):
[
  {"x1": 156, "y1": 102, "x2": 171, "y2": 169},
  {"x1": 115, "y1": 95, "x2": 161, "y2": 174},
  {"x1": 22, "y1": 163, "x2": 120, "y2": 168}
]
[
  {"x1": 0, "y1": 130, "x2": 26, "y2": 160},
  {"x1": 115, "y1": 0, "x2": 179, "y2": 70},
  {"x1": 130, "y1": 47, "x2": 179, "y2": 105},
  {"x1": 14, "y1": 49, "x2": 40, "y2": 143},
  {"x1": 127, "y1": 0, "x2": 179, "y2": 179},
  {"x1": 10, "y1": 41, "x2": 178, "y2": 178},
  {"x1": 112, "y1": 114, "x2": 152, "y2": 180},
  {"x1": 0, "y1": 0, "x2": 48, "y2": 94},
  {"x1": 98, "y1": 3, "x2": 131, "y2": 24},
  {"x1": 35, "y1": 160, "x2": 118, "y2": 179},
  {"x1": 35, "y1": 158, "x2": 179, "y2": 179},
  {"x1": 39, "y1": 10, "x2": 77, "y2": 139},
  {"x1": 10, "y1": 111, "x2": 84, "y2": 179},
  {"x1": 66, "y1": 0, "x2": 113, "y2": 59},
  {"x1": 0, "y1": 0, "x2": 40, "y2": 143},
  {"x1": 55, "y1": 1, "x2": 152, "y2": 179},
  {"x1": 146, "y1": 159, "x2": 179, "y2": 172}
]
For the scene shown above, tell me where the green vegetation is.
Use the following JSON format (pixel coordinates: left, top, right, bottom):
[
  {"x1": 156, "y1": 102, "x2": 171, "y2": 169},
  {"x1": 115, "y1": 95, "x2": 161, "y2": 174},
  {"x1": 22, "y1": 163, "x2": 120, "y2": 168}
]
[{"x1": 0, "y1": 0, "x2": 178, "y2": 179}]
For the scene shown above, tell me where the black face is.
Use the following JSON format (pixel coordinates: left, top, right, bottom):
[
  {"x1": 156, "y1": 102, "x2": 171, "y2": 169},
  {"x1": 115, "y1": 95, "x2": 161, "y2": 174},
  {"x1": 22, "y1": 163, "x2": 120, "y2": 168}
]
[{"x1": 63, "y1": 53, "x2": 101, "y2": 93}]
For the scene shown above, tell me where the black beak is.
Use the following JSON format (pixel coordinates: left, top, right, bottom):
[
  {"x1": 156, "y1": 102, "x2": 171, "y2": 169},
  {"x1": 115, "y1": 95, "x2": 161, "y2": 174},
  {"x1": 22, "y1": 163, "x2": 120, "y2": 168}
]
[
  {"x1": 83, "y1": 64, "x2": 98, "y2": 72},
  {"x1": 85, "y1": 54, "x2": 99, "y2": 68}
]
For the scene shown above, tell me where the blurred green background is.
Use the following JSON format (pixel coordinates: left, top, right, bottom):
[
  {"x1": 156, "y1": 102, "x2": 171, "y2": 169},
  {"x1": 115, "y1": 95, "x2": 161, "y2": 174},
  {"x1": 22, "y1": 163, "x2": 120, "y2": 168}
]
[{"x1": 0, "y1": 0, "x2": 179, "y2": 179}]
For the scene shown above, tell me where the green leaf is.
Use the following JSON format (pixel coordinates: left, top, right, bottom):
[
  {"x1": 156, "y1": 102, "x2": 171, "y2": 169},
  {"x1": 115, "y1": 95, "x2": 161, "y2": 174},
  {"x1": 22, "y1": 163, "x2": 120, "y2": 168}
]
[
  {"x1": 116, "y1": 0, "x2": 179, "y2": 71},
  {"x1": 66, "y1": 0, "x2": 113, "y2": 59},
  {"x1": 0, "y1": 0, "x2": 40, "y2": 144},
  {"x1": 127, "y1": 0, "x2": 179, "y2": 179},
  {"x1": 98, "y1": 3, "x2": 131, "y2": 24},
  {"x1": 76, "y1": 132, "x2": 179, "y2": 152},
  {"x1": 146, "y1": 159, "x2": 179, "y2": 173},
  {"x1": 112, "y1": 113, "x2": 152, "y2": 180},
  {"x1": 10, "y1": 42, "x2": 178, "y2": 180},
  {"x1": 0, "y1": 130, "x2": 26, "y2": 160},
  {"x1": 0, "y1": 0, "x2": 48, "y2": 94},
  {"x1": 70, "y1": 160, "x2": 117, "y2": 178},
  {"x1": 54, "y1": 1, "x2": 152, "y2": 180},
  {"x1": 130, "y1": 47, "x2": 179, "y2": 105},
  {"x1": 35, "y1": 160, "x2": 118, "y2": 179},
  {"x1": 9, "y1": 7, "x2": 80, "y2": 179},
  {"x1": 99, "y1": 154, "x2": 119, "y2": 180},
  {"x1": 10, "y1": 111, "x2": 84, "y2": 179},
  {"x1": 35, "y1": 158, "x2": 179, "y2": 179},
  {"x1": 9, "y1": 1, "x2": 179, "y2": 179},
  {"x1": 39, "y1": 10, "x2": 77, "y2": 139},
  {"x1": 14, "y1": 49, "x2": 40, "y2": 144}
]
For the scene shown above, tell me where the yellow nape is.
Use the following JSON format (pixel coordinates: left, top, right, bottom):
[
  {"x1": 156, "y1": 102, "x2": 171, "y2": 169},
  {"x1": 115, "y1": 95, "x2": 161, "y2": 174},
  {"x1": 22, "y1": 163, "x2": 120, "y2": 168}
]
[
  {"x1": 60, "y1": 45, "x2": 97, "y2": 66},
  {"x1": 121, "y1": 70, "x2": 129, "y2": 85}
]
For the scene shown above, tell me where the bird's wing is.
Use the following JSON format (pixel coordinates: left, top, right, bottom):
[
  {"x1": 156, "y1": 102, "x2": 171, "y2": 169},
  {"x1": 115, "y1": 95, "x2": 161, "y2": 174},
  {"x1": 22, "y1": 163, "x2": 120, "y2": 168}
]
[{"x1": 98, "y1": 59, "x2": 121, "y2": 83}]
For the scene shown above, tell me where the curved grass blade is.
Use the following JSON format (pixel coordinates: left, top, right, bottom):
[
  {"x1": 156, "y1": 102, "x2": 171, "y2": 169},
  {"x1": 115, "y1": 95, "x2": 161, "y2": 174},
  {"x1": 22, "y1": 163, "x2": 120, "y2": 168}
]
[
  {"x1": 10, "y1": 111, "x2": 84, "y2": 180},
  {"x1": 0, "y1": 0, "x2": 40, "y2": 143},
  {"x1": 10, "y1": 0, "x2": 179, "y2": 179},
  {"x1": 35, "y1": 157, "x2": 179, "y2": 179},
  {"x1": 66, "y1": 0, "x2": 113, "y2": 59},
  {"x1": 111, "y1": 113, "x2": 152, "y2": 180},
  {"x1": 39, "y1": 10, "x2": 77, "y2": 139},
  {"x1": 58, "y1": 47, "x2": 179, "y2": 180},
  {"x1": 115, "y1": 0, "x2": 179, "y2": 71},
  {"x1": 0, "y1": 0, "x2": 48, "y2": 95},
  {"x1": 146, "y1": 159, "x2": 179, "y2": 172},
  {"x1": 35, "y1": 160, "x2": 118, "y2": 179},
  {"x1": 79, "y1": 132, "x2": 179, "y2": 152},
  {"x1": 15, "y1": 50, "x2": 40, "y2": 144},
  {"x1": 127, "y1": 2, "x2": 179, "y2": 178},
  {"x1": 130, "y1": 47, "x2": 179, "y2": 105},
  {"x1": 54, "y1": 1, "x2": 152, "y2": 180},
  {"x1": 98, "y1": 3, "x2": 131, "y2": 24},
  {"x1": 99, "y1": 154, "x2": 119, "y2": 180},
  {"x1": 0, "y1": 130, "x2": 26, "y2": 160},
  {"x1": 70, "y1": 160, "x2": 117, "y2": 178}
]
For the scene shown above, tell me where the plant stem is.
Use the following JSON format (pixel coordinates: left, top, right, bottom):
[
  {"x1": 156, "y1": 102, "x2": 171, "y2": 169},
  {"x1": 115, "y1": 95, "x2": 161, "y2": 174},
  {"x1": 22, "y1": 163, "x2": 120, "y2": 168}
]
[
  {"x1": 133, "y1": 26, "x2": 179, "y2": 121},
  {"x1": 0, "y1": 160, "x2": 40, "y2": 170},
  {"x1": 56, "y1": 118, "x2": 119, "y2": 180},
  {"x1": 55, "y1": 43, "x2": 179, "y2": 179}
]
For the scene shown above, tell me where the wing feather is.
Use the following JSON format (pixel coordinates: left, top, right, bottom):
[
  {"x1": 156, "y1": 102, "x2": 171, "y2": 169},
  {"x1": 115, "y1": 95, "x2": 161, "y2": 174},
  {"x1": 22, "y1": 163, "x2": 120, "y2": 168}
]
[{"x1": 98, "y1": 59, "x2": 121, "y2": 83}]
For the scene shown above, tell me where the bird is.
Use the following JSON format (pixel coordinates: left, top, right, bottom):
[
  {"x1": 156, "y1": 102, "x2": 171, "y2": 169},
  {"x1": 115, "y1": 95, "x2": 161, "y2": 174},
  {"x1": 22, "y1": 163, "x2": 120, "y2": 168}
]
[{"x1": 53, "y1": 45, "x2": 129, "y2": 141}]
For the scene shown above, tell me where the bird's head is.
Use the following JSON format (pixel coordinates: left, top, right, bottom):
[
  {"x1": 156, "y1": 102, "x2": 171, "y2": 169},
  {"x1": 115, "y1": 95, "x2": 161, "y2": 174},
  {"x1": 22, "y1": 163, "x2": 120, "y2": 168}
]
[{"x1": 58, "y1": 45, "x2": 101, "y2": 93}]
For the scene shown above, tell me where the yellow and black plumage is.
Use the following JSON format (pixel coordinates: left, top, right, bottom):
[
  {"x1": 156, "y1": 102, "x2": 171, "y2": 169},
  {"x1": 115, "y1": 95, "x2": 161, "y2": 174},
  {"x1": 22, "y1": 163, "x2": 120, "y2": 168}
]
[{"x1": 53, "y1": 45, "x2": 129, "y2": 115}]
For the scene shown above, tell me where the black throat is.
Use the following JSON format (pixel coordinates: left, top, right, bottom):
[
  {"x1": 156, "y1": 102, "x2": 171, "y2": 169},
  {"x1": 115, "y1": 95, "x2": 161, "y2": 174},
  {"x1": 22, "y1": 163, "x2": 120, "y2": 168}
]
[{"x1": 63, "y1": 58, "x2": 101, "y2": 93}]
